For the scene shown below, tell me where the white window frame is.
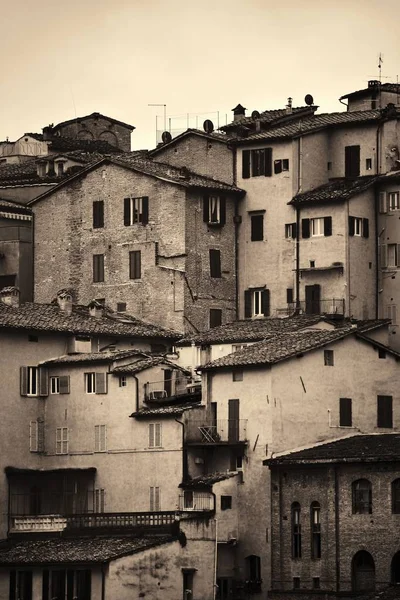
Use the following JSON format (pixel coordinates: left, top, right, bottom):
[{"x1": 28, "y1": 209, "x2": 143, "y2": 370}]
[
  {"x1": 94, "y1": 425, "x2": 107, "y2": 452},
  {"x1": 50, "y1": 376, "x2": 60, "y2": 395},
  {"x1": 149, "y1": 423, "x2": 162, "y2": 448},
  {"x1": 129, "y1": 197, "x2": 144, "y2": 224},
  {"x1": 209, "y1": 196, "x2": 221, "y2": 224},
  {"x1": 95, "y1": 488, "x2": 105, "y2": 513},
  {"x1": 85, "y1": 372, "x2": 96, "y2": 394},
  {"x1": 56, "y1": 427, "x2": 68, "y2": 454},
  {"x1": 389, "y1": 192, "x2": 400, "y2": 211},
  {"x1": 285, "y1": 223, "x2": 295, "y2": 239},
  {"x1": 150, "y1": 486, "x2": 161, "y2": 511},
  {"x1": 388, "y1": 244, "x2": 397, "y2": 267},
  {"x1": 253, "y1": 290, "x2": 263, "y2": 316},
  {"x1": 354, "y1": 217, "x2": 363, "y2": 237},
  {"x1": 119, "y1": 375, "x2": 127, "y2": 387},
  {"x1": 27, "y1": 366, "x2": 39, "y2": 396},
  {"x1": 311, "y1": 218, "x2": 324, "y2": 237}
]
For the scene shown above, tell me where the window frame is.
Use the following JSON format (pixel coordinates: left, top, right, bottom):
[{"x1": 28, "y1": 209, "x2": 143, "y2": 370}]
[
  {"x1": 93, "y1": 254, "x2": 104, "y2": 283},
  {"x1": 250, "y1": 214, "x2": 264, "y2": 242},
  {"x1": 93, "y1": 200, "x2": 104, "y2": 229},
  {"x1": 389, "y1": 192, "x2": 400, "y2": 211},
  {"x1": 339, "y1": 397, "x2": 352, "y2": 427},
  {"x1": 50, "y1": 376, "x2": 60, "y2": 395},
  {"x1": 85, "y1": 373, "x2": 96, "y2": 394},
  {"x1": 56, "y1": 427, "x2": 68, "y2": 455},
  {"x1": 129, "y1": 250, "x2": 142, "y2": 280},
  {"x1": 119, "y1": 375, "x2": 127, "y2": 387},
  {"x1": 352, "y1": 479, "x2": 372, "y2": 514},
  {"x1": 27, "y1": 366, "x2": 39, "y2": 396},
  {"x1": 377, "y1": 395, "x2": 393, "y2": 428},
  {"x1": 94, "y1": 424, "x2": 107, "y2": 452},
  {"x1": 149, "y1": 423, "x2": 162, "y2": 448},
  {"x1": 311, "y1": 217, "x2": 324, "y2": 237},
  {"x1": 354, "y1": 217, "x2": 363, "y2": 237},
  {"x1": 291, "y1": 502, "x2": 302, "y2": 559},
  {"x1": 324, "y1": 349, "x2": 334, "y2": 366},
  {"x1": 310, "y1": 502, "x2": 321, "y2": 559},
  {"x1": 285, "y1": 223, "x2": 296, "y2": 239},
  {"x1": 124, "y1": 196, "x2": 149, "y2": 226}
]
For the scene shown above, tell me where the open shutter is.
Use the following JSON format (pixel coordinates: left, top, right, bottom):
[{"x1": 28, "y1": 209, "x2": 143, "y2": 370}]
[
  {"x1": 274, "y1": 160, "x2": 282, "y2": 174},
  {"x1": 155, "y1": 423, "x2": 162, "y2": 447},
  {"x1": 291, "y1": 223, "x2": 297, "y2": 239},
  {"x1": 30, "y1": 420, "x2": 38, "y2": 452},
  {"x1": 123, "y1": 198, "x2": 131, "y2": 226},
  {"x1": 379, "y1": 191, "x2": 387, "y2": 214},
  {"x1": 261, "y1": 289, "x2": 270, "y2": 317},
  {"x1": 150, "y1": 487, "x2": 155, "y2": 511},
  {"x1": 242, "y1": 150, "x2": 251, "y2": 179},
  {"x1": 244, "y1": 290, "x2": 252, "y2": 319},
  {"x1": 348, "y1": 216, "x2": 355, "y2": 236},
  {"x1": 149, "y1": 424, "x2": 155, "y2": 448},
  {"x1": 203, "y1": 195, "x2": 210, "y2": 223},
  {"x1": 301, "y1": 219, "x2": 310, "y2": 239},
  {"x1": 20, "y1": 366, "x2": 28, "y2": 396},
  {"x1": 380, "y1": 244, "x2": 388, "y2": 268},
  {"x1": 59, "y1": 376, "x2": 70, "y2": 394},
  {"x1": 324, "y1": 216, "x2": 332, "y2": 237},
  {"x1": 39, "y1": 368, "x2": 48, "y2": 397},
  {"x1": 397, "y1": 245, "x2": 400, "y2": 267},
  {"x1": 141, "y1": 196, "x2": 149, "y2": 225},
  {"x1": 95, "y1": 373, "x2": 107, "y2": 394},
  {"x1": 219, "y1": 196, "x2": 226, "y2": 226},
  {"x1": 264, "y1": 148, "x2": 273, "y2": 177},
  {"x1": 362, "y1": 218, "x2": 369, "y2": 239},
  {"x1": 37, "y1": 419, "x2": 45, "y2": 452}
]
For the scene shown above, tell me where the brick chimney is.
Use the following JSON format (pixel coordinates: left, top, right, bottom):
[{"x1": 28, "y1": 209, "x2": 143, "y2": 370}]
[
  {"x1": 232, "y1": 104, "x2": 247, "y2": 121},
  {"x1": 88, "y1": 300, "x2": 105, "y2": 319},
  {"x1": 56, "y1": 289, "x2": 73, "y2": 316},
  {"x1": 286, "y1": 97, "x2": 293, "y2": 114},
  {"x1": 0, "y1": 286, "x2": 20, "y2": 307}
]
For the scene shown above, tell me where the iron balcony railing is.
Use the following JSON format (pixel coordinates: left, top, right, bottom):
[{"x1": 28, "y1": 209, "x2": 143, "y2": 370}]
[
  {"x1": 144, "y1": 377, "x2": 201, "y2": 401},
  {"x1": 178, "y1": 494, "x2": 214, "y2": 512},
  {"x1": 288, "y1": 298, "x2": 345, "y2": 316},
  {"x1": 185, "y1": 419, "x2": 248, "y2": 444}
]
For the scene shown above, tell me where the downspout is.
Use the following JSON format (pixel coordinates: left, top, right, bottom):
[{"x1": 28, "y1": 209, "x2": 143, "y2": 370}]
[
  {"x1": 175, "y1": 418, "x2": 187, "y2": 482},
  {"x1": 232, "y1": 143, "x2": 240, "y2": 320},
  {"x1": 31, "y1": 211, "x2": 35, "y2": 302},
  {"x1": 133, "y1": 375, "x2": 140, "y2": 413},
  {"x1": 101, "y1": 563, "x2": 106, "y2": 600},
  {"x1": 278, "y1": 468, "x2": 284, "y2": 588},
  {"x1": 345, "y1": 199, "x2": 351, "y2": 317},
  {"x1": 334, "y1": 466, "x2": 340, "y2": 593},
  {"x1": 295, "y1": 134, "x2": 303, "y2": 310},
  {"x1": 213, "y1": 517, "x2": 218, "y2": 600},
  {"x1": 375, "y1": 118, "x2": 384, "y2": 318}
]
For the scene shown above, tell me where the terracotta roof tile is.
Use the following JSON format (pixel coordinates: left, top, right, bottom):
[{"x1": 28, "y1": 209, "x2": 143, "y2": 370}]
[
  {"x1": 40, "y1": 349, "x2": 148, "y2": 366},
  {"x1": 149, "y1": 129, "x2": 231, "y2": 156},
  {"x1": 181, "y1": 472, "x2": 238, "y2": 488},
  {"x1": 53, "y1": 112, "x2": 135, "y2": 132},
  {"x1": 290, "y1": 176, "x2": 379, "y2": 206},
  {"x1": 220, "y1": 106, "x2": 316, "y2": 131},
  {"x1": 131, "y1": 400, "x2": 202, "y2": 418},
  {"x1": 112, "y1": 356, "x2": 190, "y2": 375}
]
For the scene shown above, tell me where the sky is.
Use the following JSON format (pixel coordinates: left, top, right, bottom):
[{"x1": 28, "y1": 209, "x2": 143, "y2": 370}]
[{"x1": 1, "y1": 0, "x2": 400, "y2": 150}]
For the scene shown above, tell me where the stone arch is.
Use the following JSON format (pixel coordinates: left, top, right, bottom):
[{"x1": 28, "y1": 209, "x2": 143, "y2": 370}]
[
  {"x1": 352, "y1": 550, "x2": 375, "y2": 592},
  {"x1": 77, "y1": 130, "x2": 94, "y2": 140},
  {"x1": 99, "y1": 130, "x2": 119, "y2": 147},
  {"x1": 391, "y1": 551, "x2": 400, "y2": 583}
]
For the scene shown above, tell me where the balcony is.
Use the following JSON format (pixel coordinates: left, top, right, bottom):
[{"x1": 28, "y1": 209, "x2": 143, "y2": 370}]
[
  {"x1": 288, "y1": 298, "x2": 345, "y2": 317},
  {"x1": 144, "y1": 376, "x2": 201, "y2": 402},
  {"x1": 178, "y1": 493, "x2": 214, "y2": 512},
  {"x1": 185, "y1": 419, "x2": 248, "y2": 445}
]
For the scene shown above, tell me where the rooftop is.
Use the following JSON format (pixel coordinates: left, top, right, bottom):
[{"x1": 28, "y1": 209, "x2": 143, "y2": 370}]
[
  {"x1": 0, "y1": 197, "x2": 32, "y2": 214},
  {"x1": 219, "y1": 106, "x2": 316, "y2": 132},
  {"x1": 265, "y1": 434, "x2": 400, "y2": 465},
  {"x1": 290, "y1": 175, "x2": 379, "y2": 206},
  {"x1": 0, "y1": 302, "x2": 179, "y2": 340},
  {"x1": 112, "y1": 356, "x2": 190, "y2": 375},
  {"x1": 181, "y1": 472, "x2": 238, "y2": 489},
  {"x1": 131, "y1": 400, "x2": 202, "y2": 418},
  {"x1": 39, "y1": 349, "x2": 148, "y2": 366},
  {"x1": 52, "y1": 112, "x2": 135, "y2": 132},
  {"x1": 149, "y1": 128, "x2": 231, "y2": 156},
  {"x1": 0, "y1": 535, "x2": 173, "y2": 565},
  {"x1": 340, "y1": 82, "x2": 400, "y2": 100}
]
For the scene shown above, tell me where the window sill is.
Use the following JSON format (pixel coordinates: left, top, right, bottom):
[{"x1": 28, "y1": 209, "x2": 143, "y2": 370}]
[{"x1": 206, "y1": 222, "x2": 224, "y2": 228}]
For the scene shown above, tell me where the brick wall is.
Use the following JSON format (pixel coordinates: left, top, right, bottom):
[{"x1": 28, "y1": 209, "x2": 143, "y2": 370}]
[{"x1": 55, "y1": 115, "x2": 132, "y2": 151}]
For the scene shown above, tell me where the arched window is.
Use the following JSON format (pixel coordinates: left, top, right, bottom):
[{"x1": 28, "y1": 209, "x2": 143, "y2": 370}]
[
  {"x1": 291, "y1": 502, "x2": 301, "y2": 558},
  {"x1": 245, "y1": 555, "x2": 262, "y2": 593},
  {"x1": 310, "y1": 502, "x2": 321, "y2": 559},
  {"x1": 392, "y1": 479, "x2": 400, "y2": 513},
  {"x1": 352, "y1": 479, "x2": 372, "y2": 514},
  {"x1": 352, "y1": 550, "x2": 375, "y2": 591}
]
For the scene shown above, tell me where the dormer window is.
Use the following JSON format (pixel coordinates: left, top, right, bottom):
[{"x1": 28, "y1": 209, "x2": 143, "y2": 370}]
[{"x1": 57, "y1": 162, "x2": 64, "y2": 176}]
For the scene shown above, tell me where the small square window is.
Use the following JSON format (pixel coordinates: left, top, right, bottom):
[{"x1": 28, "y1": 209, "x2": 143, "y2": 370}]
[
  {"x1": 293, "y1": 577, "x2": 300, "y2": 590},
  {"x1": 28, "y1": 335, "x2": 38, "y2": 343},
  {"x1": 312, "y1": 577, "x2": 320, "y2": 590},
  {"x1": 366, "y1": 158, "x2": 372, "y2": 170},
  {"x1": 324, "y1": 350, "x2": 334, "y2": 366},
  {"x1": 309, "y1": 260, "x2": 315, "y2": 268},
  {"x1": 232, "y1": 369, "x2": 243, "y2": 382},
  {"x1": 221, "y1": 495, "x2": 232, "y2": 510},
  {"x1": 117, "y1": 302, "x2": 126, "y2": 312},
  {"x1": 378, "y1": 348, "x2": 386, "y2": 359},
  {"x1": 327, "y1": 162, "x2": 332, "y2": 171},
  {"x1": 119, "y1": 375, "x2": 127, "y2": 387}
]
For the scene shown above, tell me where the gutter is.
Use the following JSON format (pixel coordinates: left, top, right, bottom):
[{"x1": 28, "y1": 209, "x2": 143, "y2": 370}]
[
  {"x1": 133, "y1": 375, "x2": 140, "y2": 413},
  {"x1": 175, "y1": 418, "x2": 187, "y2": 482}
]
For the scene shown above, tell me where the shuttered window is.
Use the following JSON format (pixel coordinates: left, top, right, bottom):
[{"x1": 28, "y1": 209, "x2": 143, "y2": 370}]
[
  {"x1": 123, "y1": 196, "x2": 149, "y2": 225},
  {"x1": 251, "y1": 214, "x2": 264, "y2": 241},
  {"x1": 203, "y1": 195, "x2": 226, "y2": 226},
  {"x1": 149, "y1": 423, "x2": 162, "y2": 448},
  {"x1": 377, "y1": 395, "x2": 393, "y2": 428},
  {"x1": 150, "y1": 486, "x2": 161, "y2": 511},
  {"x1": 209, "y1": 249, "x2": 221, "y2": 278},
  {"x1": 129, "y1": 250, "x2": 141, "y2": 280},
  {"x1": 93, "y1": 254, "x2": 104, "y2": 283},
  {"x1": 50, "y1": 375, "x2": 70, "y2": 395},
  {"x1": 30, "y1": 421, "x2": 38, "y2": 452},
  {"x1": 340, "y1": 398, "x2": 352, "y2": 427},
  {"x1": 345, "y1": 145, "x2": 360, "y2": 178},
  {"x1": 20, "y1": 367, "x2": 48, "y2": 397},
  {"x1": 93, "y1": 201, "x2": 104, "y2": 228},
  {"x1": 379, "y1": 191, "x2": 388, "y2": 213},
  {"x1": 244, "y1": 289, "x2": 270, "y2": 318},
  {"x1": 389, "y1": 192, "x2": 400, "y2": 211},
  {"x1": 285, "y1": 223, "x2": 296, "y2": 239},
  {"x1": 95, "y1": 489, "x2": 105, "y2": 513},
  {"x1": 56, "y1": 427, "x2": 68, "y2": 454},
  {"x1": 302, "y1": 217, "x2": 332, "y2": 237},
  {"x1": 242, "y1": 150, "x2": 251, "y2": 178},
  {"x1": 85, "y1": 373, "x2": 107, "y2": 394},
  {"x1": 349, "y1": 216, "x2": 369, "y2": 238},
  {"x1": 94, "y1": 425, "x2": 107, "y2": 452}
]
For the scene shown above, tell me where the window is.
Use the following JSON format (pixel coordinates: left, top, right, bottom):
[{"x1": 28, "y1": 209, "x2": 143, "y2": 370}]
[
  {"x1": 150, "y1": 486, "x2": 161, "y2": 511},
  {"x1": 57, "y1": 162, "x2": 64, "y2": 176},
  {"x1": 251, "y1": 214, "x2": 264, "y2": 241},
  {"x1": 209, "y1": 249, "x2": 222, "y2": 277},
  {"x1": 387, "y1": 304, "x2": 398, "y2": 325},
  {"x1": 313, "y1": 577, "x2": 321, "y2": 590},
  {"x1": 245, "y1": 555, "x2": 262, "y2": 592},
  {"x1": 221, "y1": 495, "x2": 232, "y2": 510},
  {"x1": 84, "y1": 372, "x2": 107, "y2": 394},
  {"x1": 392, "y1": 479, "x2": 400, "y2": 514},
  {"x1": 310, "y1": 502, "x2": 321, "y2": 559},
  {"x1": 349, "y1": 216, "x2": 369, "y2": 238},
  {"x1": 366, "y1": 158, "x2": 372, "y2": 170},
  {"x1": 324, "y1": 350, "x2": 334, "y2": 366},
  {"x1": 345, "y1": 145, "x2": 360, "y2": 178},
  {"x1": 183, "y1": 490, "x2": 194, "y2": 509},
  {"x1": 301, "y1": 217, "x2": 332, "y2": 238},
  {"x1": 285, "y1": 223, "x2": 296, "y2": 239},
  {"x1": 182, "y1": 569, "x2": 194, "y2": 600},
  {"x1": 309, "y1": 260, "x2": 315, "y2": 268},
  {"x1": 293, "y1": 577, "x2": 300, "y2": 590},
  {"x1": 244, "y1": 288, "x2": 270, "y2": 318},
  {"x1": 42, "y1": 569, "x2": 91, "y2": 600},
  {"x1": 352, "y1": 479, "x2": 372, "y2": 514},
  {"x1": 149, "y1": 423, "x2": 162, "y2": 448},
  {"x1": 210, "y1": 308, "x2": 222, "y2": 328},
  {"x1": 50, "y1": 376, "x2": 70, "y2": 395},
  {"x1": 123, "y1": 196, "x2": 149, "y2": 225},
  {"x1": 377, "y1": 395, "x2": 393, "y2": 428},
  {"x1": 95, "y1": 488, "x2": 105, "y2": 513},
  {"x1": 388, "y1": 244, "x2": 398, "y2": 268},
  {"x1": 117, "y1": 302, "x2": 126, "y2": 312},
  {"x1": 203, "y1": 195, "x2": 226, "y2": 225},
  {"x1": 56, "y1": 427, "x2": 68, "y2": 454},
  {"x1": 389, "y1": 192, "x2": 400, "y2": 211},
  {"x1": 30, "y1": 420, "x2": 44, "y2": 453},
  {"x1": 93, "y1": 200, "x2": 104, "y2": 228},
  {"x1": 327, "y1": 161, "x2": 332, "y2": 171},
  {"x1": 26, "y1": 366, "x2": 38, "y2": 396},
  {"x1": 9, "y1": 570, "x2": 33, "y2": 600},
  {"x1": 378, "y1": 348, "x2": 386, "y2": 359},
  {"x1": 291, "y1": 502, "x2": 301, "y2": 558},
  {"x1": 94, "y1": 425, "x2": 107, "y2": 452},
  {"x1": 242, "y1": 148, "x2": 272, "y2": 178},
  {"x1": 129, "y1": 250, "x2": 141, "y2": 280},
  {"x1": 274, "y1": 158, "x2": 289, "y2": 174},
  {"x1": 340, "y1": 398, "x2": 352, "y2": 427},
  {"x1": 28, "y1": 335, "x2": 38, "y2": 343},
  {"x1": 119, "y1": 375, "x2": 127, "y2": 387},
  {"x1": 232, "y1": 344, "x2": 248, "y2": 352},
  {"x1": 93, "y1": 254, "x2": 104, "y2": 283},
  {"x1": 20, "y1": 366, "x2": 48, "y2": 397},
  {"x1": 232, "y1": 369, "x2": 243, "y2": 382}
]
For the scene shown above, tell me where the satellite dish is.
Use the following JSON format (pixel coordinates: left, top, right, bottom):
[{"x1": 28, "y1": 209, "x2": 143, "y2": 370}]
[
  {"x1": 203, "y1": 119, "x2": 214, "y2": 134},
  {"x1": 305, "y1": 94, "x2": 314, "y2": 106},
  {"x1": 251, "y1": 110, "x2": 261, "y2": 119},
  {"x1": 161, "y1": 131, "x2": 172, "y2": 144}
]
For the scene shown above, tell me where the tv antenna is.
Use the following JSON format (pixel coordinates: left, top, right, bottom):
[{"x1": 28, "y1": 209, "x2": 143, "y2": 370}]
[
  {"x1": 369, "y1": 53, "x2": 391, "y2": 83},
  {"x1": 148, "y1": 103, "x2": 167, "y2": 144}
]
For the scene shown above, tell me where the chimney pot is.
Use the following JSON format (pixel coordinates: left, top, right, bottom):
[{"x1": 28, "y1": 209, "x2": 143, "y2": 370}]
[
  {"x1": 56, "y1": 289, "x2": 74, "y2": 316},
  {"x1": 0, "y1": 286, "x2": 20, "y2": 307},
  {"x1": 88, "y1": 300, "x2": 105, "y2": 319},
  {"x1": 232, "y1": 104, "x2": 247, "y2": 122}
]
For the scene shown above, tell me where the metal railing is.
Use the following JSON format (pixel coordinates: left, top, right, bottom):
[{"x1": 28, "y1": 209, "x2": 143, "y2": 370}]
[
  {"x1": 288, "y1": 298, "x2": 345, "y2": 316},
  {"x1": 145, "y1": 377, "x2": 201, "y2": 401},
  {"x1": 178, "y1": 494, "x2": 214, "y2": 512},
  {"x1": 185, "y1": 419, "x2": 247, "y2": 444}
]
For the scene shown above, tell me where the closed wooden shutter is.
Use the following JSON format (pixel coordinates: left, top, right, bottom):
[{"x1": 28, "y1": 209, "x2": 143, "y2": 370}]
[
  {"x1": 150, "y1": 486, "x2": 160, "y2": 511},
  {"x1": 95, "y1": 425, "x2": 107, "y2": 451},
  {"x1": 324, "y1": 216, "x2": 332, "y2": 236},
  {"x1": 345, "y1": 145, "x2": 360, "y2": 178},
  {"x1": 95, "y1": 373, "x2": 107, "y2": 394},
  {"x1": 339, "y1": 398, "x2": 352, "y2": 427},
  {"x1": 141, "y1": 196, "x2": 149, "y2": 225},
  {"x1": 155, "y1": 423, "x2": 162, "y2": 447},
  {"x1": 59, "y1": 376, "x2": 70, "y2": 395},
  {"x1": 397, "y1": 246, "x2": 400, "y2": 267},
  {"x1": 291, "y1": 223, "x2": 297, "y2": 239},
  {"x1": 274, "y1": 160, "x2": 282, "y2": 174},
  {"x1": 124, "y1": 198, "x2": 131, "y2": 225},
  {"x1": 242, "y1": 150, "x2": 251, "y2": 179},
  {"x1": 149, "y1": 423, "x2": 155, "y2": 448},
  {"x1": 261, "y1": 289, "x2": 270, "y2": 316},
  {"x1": 20, "y1": 366, "x2": 28, "y2": 396},
  {"x1": 203, "y1": 195, "x2": 210, "y2": 222},
  {"x1": 129, "y1": 251, "x2": 141, "y2": 280},
  {"x1": 39, "y1": 368, "x2": 49, "y2": 397},
  {"x1": 380, "y1": 244, "x2": 388, "y2": 268},
  {"x1": 362, "y1": 218, "x2": 369, "y2": 238},
  {"x1": 93, "y1": 201, "x2": 104, "y2": 228},
  {"x1": 379, "y1": 191, "x2": 387, "y2": 214},
  {"x1": 264, "y1": 148, "x2": 273, "y2": 177},
  {"x1": 301, "y1": 219, "x2": 310, "y2": 239},
  {"x1": 377, "y1": 395, "x2": 393, "y2": 428},
  {"x1": 219, "y1": 196, "x2": 226, "y2": 226},
  {"x1": 30, "y1": 420, "x2": 38, "y2": 452},
  {"x1": 209, "y1": 249, "x2": 221, "y2": 278},
  {"x1": 348, "y1": 216, "x2": 355, "y2": 236},
  {"x1": 244, "y1": 290, "x2": 252, "y2": 318},
  {"x1": 37, "y1": 419, "x2": 45, "y2": 452},
  {"x1": 251, "y1": 215, "x2": 264, "y2": 241}
]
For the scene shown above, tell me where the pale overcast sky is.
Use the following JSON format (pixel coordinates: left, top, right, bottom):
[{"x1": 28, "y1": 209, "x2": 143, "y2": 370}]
[{"x1": 1, "y1": 0, "x2": 399, "y2": 150}]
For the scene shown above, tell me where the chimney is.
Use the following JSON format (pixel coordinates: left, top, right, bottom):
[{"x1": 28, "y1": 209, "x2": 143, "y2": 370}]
[
  {"x1": 286, "y1": 97, "x2": 293, "y2": 114},
  {"x1": 42, "y1": 124, "x2": 54, "y2": 141},
  {"x1": 88, "y1": 300, "x2": 105, "y2": 319},
  {"x1": 232, "y1": 104, "x2": 247, "y2": 122},
  {"x1": 56, "y1": 289, "x2": 73, "y2": 316},
  {"x1": 0, "y1": 286, "x2": 20, "y2": 307}
]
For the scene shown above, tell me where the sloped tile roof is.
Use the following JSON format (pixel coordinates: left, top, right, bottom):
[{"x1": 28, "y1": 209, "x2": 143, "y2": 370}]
[
  {"x1": 49, "y1": 137, "x2": 120, "y2": 154},
  {"x1": 53, "y1": 112, "x2": 135, "y2": 131},
  {"x1": 178, "y1": 315, "x2": 330, "y2": 346},
  {"x1": 220, "y1": 106, "x2": 316, "y2": 131},
  {"x1": 290, "y1": 176, "x2": 379, "y2": 206},
  {"x1": 112, "y1": 356, "x2": 190, "y2": 374},
  {"x1": 0, "y1": 535, "x2": 173, "y2": 565},
  {"x1": 340, "y1": 82, "x2": 400, "y2": 100},
  {"x1": 0, "y1": 198, "x2": 32, "y2": 214},
  {"x1": 149, "y1": 129, "x2": 231, "y2": 156},
  {"x1": 131, "y1": 400, "x2": 202, "y2": 418},
  {"x1": 200, "y1": 327, "x2": 356, "y2": 370},
  {"x1": 40, "y1": 349, "x2": 148, "y2": 366},
  {"x1": 181, "y1": 471, "x2": 238, "y2": 488},
  {"x1": 0, "y1": 302, "x2": 179, "y2": 340},
  {"x1": 265, "y1": 434, "x2": 400, "y2": 465}
]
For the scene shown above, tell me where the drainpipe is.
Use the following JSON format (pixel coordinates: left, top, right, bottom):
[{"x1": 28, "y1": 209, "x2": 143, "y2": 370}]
[
  {"x1": 334, "y1": 466, "x2": 340, "y2": 593},
  {"x1": 101, "y1": 563, "x2": 106, "y2": 600},
  {"x1": 213, "y1": 518, "x2": 218, "y2": 600},
  {"x1": 375, "y1": 119, "x2": 384, "y2": 318},
  {"x1": 295, "y1": 134, "x2": 303, "y2": 311},
  {"x1": 234, "y1": 199, "x2": 240, "y2": 320},
  {"x1": 133, "y1": 375, "x2": 140, "y2": 413},
  {"x1": 175, "y1": 418, "x2": 187, "y2": 482}
]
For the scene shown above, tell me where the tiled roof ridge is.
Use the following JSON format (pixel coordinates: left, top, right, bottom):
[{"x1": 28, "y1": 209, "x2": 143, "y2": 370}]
[
  {"x1": 52, "y1": 112, "x2": 135, "y2": 131},
  {"x1": 290, "y1": 174, "x2": 380, "y2": 205},
  {"x1": 148, "y1": 128, "x2": 231, "y2": 155}
]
